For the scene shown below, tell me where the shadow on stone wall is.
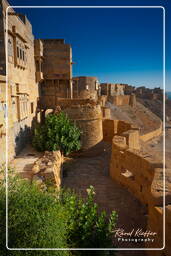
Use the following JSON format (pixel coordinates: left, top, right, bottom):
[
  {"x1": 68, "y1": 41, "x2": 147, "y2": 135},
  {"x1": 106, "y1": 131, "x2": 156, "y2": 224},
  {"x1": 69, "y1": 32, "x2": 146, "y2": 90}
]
[{"x1": 15, "y1": 125, "x2": 31, "y2": 155}]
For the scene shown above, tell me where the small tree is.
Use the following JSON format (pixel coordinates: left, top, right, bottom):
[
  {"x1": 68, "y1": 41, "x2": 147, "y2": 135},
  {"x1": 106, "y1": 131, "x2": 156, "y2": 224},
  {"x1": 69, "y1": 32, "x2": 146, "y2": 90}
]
[{"x1": 32, "y1": 112, "x2": 81, "y2": 155}]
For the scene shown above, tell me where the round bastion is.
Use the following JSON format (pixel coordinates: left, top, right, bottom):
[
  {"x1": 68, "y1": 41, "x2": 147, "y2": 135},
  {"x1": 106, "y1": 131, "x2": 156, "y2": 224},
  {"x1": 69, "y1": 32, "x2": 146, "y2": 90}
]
[{"x1": 63, "y1": 103, "x2": 103, "y2": 150}]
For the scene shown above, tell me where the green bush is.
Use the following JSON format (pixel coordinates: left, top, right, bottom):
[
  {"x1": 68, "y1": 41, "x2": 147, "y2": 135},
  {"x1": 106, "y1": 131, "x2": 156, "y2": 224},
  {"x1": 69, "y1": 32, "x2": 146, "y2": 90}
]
[
  {"x1": 61, "y1": 186, "x2": 117, "y2": 253},
  {"x1": 32, "y1": 112, "x2": 81, "y2": 155},
  {"x1": 0, "y1": 170, "x2": 117, "y2": 255},
  {"x1": 0, "y1": 171, "x2": 70, "y2": 255}
]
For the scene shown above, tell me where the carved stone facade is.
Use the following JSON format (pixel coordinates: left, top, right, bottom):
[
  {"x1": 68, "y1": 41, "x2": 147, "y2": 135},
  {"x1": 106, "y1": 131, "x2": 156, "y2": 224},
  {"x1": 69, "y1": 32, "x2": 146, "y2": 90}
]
[
  {"x1": 0, "y1": 1, "x2": 74, "y2": 165},
  {"x1": 0, "y1": 0, "x2": 39, "y2": 164}
]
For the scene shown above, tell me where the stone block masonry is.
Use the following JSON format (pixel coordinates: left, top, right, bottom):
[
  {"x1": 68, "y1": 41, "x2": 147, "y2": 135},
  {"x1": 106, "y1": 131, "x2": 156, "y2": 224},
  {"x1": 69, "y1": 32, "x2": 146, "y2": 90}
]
[
  {"x1": 61, "y1": 100, "x2": 103, "y2": 150},
  {"x1": 140, "y1": 122, "x2": 162, "y2": 142},
  {"x1": 108, "y1": 94, "x2": 136, "y2": 107},
  {"x1": 73, "y1": 76, "x2": 100, "y2": 100},
  {"x1": 31, "y1": 151, "x2": 63, "y2": 190},
  {"x1": 103, "y1": 119, "x2": 136, "y2": 144},
  {"x1": 0, "y1": 0, "x2": 39, "y2": 163},
  {"x1": 101, "y1": 107, "x2": 111, "y2": 119},
  {"x1": 106, "y1": 119, "x2": 171, "y2": 254}
]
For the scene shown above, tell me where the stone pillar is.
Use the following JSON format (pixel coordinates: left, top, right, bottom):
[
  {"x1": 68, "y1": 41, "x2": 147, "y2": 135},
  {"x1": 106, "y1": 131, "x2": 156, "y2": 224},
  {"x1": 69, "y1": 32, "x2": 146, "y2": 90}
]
[{"x1": 129, "y1": 93, "x2": 136, "y2": 107}]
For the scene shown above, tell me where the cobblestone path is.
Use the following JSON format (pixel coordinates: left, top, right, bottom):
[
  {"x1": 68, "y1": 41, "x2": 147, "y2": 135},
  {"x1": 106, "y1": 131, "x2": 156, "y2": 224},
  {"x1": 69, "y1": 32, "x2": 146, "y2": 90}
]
[{"x1": 63, "y1": 142, "x2": 147, "y2": 254}]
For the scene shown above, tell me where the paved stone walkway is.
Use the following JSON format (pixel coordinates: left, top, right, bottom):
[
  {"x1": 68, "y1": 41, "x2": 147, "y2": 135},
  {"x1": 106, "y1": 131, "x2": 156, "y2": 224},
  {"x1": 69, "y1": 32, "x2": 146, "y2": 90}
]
[
  {"x1": 63, "y1": 142, "x2": 147, "y2": 254},
  {"x1": 10, "y1": 144, "x2": 43, "y2": 180},
  {"x1": 11, "y1": 142, "x2": 147, "y2": 255}
]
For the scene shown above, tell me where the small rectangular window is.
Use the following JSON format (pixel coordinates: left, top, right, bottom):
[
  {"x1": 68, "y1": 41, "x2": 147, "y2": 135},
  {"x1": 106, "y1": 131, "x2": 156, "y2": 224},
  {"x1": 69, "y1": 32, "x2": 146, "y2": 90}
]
[
  {"x1": 17, "y1": 47, "x2": 19, "y2": 58},
  {"x1": 20, "y1": 49, "x2": 22, "y2": 59},
  {"x1": 31, "y1": 102, "x2": 34, "y2": 114}
]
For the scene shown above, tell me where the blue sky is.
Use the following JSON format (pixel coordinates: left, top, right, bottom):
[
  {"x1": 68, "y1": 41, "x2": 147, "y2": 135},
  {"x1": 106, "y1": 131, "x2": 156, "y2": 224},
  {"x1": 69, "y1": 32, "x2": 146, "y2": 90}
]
[{"x1": 9, "y1": 0, "x2": 171, "y2": 91}]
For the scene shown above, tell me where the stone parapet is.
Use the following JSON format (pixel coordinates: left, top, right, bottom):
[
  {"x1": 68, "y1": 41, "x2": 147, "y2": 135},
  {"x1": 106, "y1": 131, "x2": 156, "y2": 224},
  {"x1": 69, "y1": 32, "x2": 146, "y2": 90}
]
[
  {"x1": 103, "y1": 119, "x2": 138, "y2": 145},
  {"x1": 140, "y1": 122, "x2": 162, "y2": 142},
  {"x1": 109, "y1": 127, "x2": 171, "y2": 253}
]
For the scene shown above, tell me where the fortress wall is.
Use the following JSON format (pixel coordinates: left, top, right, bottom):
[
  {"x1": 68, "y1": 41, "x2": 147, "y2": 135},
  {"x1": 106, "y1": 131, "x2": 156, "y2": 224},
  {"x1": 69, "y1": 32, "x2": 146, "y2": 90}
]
[
  {"x1": 129, "y1": 94, "x2": 137, "y2": 107},
  {"x1": 98, "y1": 95, "x2": 107, "y2": 107},
  {"x1": 73, "y1": 76, "x2": 98, "y2": 100},
  {"x1": 146, "y1": 204, "x2": 171, "y2": 255},
  {"x1": 122, "y1": 130, "x2": 140, "y2": 150},
  {"x1": 110, "y1": 138, "x2": 158, "y2": 204},
  {"x1": 146, "y1": 206, "x2": 163, "y2": 253},
  {"x1": 109, "y1": 95, "x2": 130, "y2": 106},
  {"x1": 104, "y1": 118, "x2": 170, "y2": 253},
  {"x1": 109, "y1": 132, "x2": 171, "y2": 253},
  {"x1": 117, "y1": 120, "x2": 133, "y2": 135},
  {"x1": 103, "y1": 119, "x2": 118, "y2": 143},
  {"x1": 103, "y1": 119, "x2": 135, "y2": 143},
  {"x1": 140, "y1": 122, "x2": 162, "y2": 142},
  {"x1": 103, "y1": 118, "x2": 162, "y2": 145}
]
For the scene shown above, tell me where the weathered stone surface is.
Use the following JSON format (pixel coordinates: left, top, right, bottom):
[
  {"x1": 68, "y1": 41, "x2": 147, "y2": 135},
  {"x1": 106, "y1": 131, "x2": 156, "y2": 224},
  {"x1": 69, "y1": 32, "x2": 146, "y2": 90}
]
[
  {"x1": 31, "y1": 164, "x2": 40, "y2": 174},
  {"x1": 150, "y1": 168, "x2": 171, "y2": 205},
  {"x1": 102, "y1": 106, "x2": 111, "y2": 119},
  {"x1": 63, "y1": 103, "x2": 103, "y2": 150},
  {"x1": 32, "y1": 150, "x2": 62, "y2": 189},
  {"x1": 73, "y1": 76, "x2": 100, "y2": 100},
  {"x1": 0, "y1": 0, "x2": 39, "y2": 164},
  {"x1": 107, "y1": 119, "x2": 171, "y2": 254}
]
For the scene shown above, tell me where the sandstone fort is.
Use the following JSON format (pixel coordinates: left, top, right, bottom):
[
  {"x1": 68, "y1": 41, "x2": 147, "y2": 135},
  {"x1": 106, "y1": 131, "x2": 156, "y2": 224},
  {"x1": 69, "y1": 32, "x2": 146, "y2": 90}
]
[{"x1": 0, "y1": 1, "x2": 171, "y2": 255}]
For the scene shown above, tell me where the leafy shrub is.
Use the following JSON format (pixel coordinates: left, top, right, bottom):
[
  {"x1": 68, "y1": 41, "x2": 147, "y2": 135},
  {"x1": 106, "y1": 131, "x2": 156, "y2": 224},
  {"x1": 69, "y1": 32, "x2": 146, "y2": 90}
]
[
  {"x1": 0, "y1": 169, "x2": 117, "y2": 255},
  {"x1": 32, "y1": 112, "x2": 81, "y2": 155},
  {"x1": 0, "y1": 170, "x2": 70, "y2": 255},
  {"x1": 61, "y1": 186, "x2": 117, "y2": 254}
]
